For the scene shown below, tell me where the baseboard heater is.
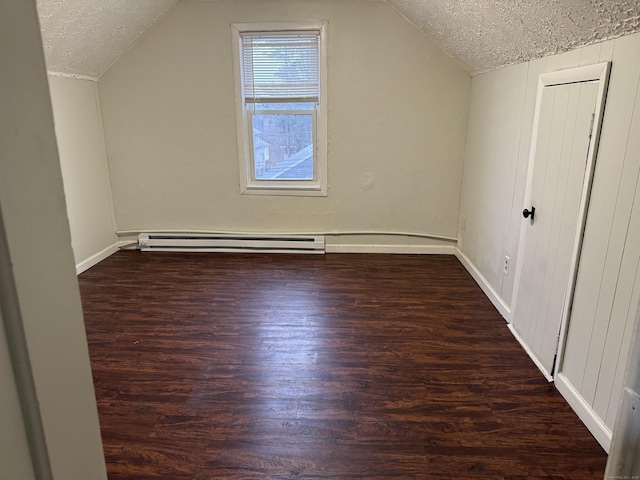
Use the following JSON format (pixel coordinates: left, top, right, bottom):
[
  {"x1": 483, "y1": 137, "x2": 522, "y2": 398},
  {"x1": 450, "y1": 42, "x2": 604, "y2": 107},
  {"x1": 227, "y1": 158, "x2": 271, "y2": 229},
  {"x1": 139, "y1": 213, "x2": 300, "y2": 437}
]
[{"x1": 138, "y1": 233, "x2": 325, "y2": 254}]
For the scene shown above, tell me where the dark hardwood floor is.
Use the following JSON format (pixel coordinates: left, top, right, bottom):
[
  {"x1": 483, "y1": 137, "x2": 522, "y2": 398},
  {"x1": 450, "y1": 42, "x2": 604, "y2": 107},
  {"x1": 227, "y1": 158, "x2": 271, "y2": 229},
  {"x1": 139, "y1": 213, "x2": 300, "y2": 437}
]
[{"x1": 79, "y1": 251, "x2": 607, "y2": 479}]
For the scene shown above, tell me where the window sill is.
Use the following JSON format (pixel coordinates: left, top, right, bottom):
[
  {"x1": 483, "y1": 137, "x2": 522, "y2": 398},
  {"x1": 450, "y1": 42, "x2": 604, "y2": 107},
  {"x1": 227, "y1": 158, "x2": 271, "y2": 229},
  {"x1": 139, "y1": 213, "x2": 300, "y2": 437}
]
[{"x1": 241, "y1": 184, "x2": 327, "y2": 197}]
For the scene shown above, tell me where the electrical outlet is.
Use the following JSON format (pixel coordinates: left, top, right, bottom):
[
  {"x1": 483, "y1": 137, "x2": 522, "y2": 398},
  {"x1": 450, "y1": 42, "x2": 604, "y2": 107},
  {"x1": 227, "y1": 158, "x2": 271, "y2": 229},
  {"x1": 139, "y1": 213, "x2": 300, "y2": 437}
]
[
  {"x1": 503, "y1": 256, "x2": 510, "y2": 276},
  {"x1": 461, "y1": 215, "x2": 466, "y2": 231}
]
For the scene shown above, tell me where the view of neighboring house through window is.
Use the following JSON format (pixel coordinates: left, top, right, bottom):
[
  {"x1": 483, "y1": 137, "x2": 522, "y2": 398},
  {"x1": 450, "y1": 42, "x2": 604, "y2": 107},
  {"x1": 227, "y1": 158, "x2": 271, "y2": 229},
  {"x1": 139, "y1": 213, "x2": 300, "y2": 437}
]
[{"x1": 231, "y1": 23, "x2": 327, "y2": 196}]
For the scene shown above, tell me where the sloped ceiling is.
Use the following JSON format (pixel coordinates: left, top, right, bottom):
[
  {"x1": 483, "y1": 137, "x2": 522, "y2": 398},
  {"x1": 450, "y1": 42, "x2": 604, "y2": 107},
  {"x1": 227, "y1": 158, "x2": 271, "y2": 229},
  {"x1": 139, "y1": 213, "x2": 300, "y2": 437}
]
[
  {"x1": 387, "y1": 0, "x2": 640, "y2": 74},
  {"x1": 37, "y1": 0, "x2": 640, "y2": 78},
  {"x1": 37, "y1": 0, "x2": 179, "y2": 78}
]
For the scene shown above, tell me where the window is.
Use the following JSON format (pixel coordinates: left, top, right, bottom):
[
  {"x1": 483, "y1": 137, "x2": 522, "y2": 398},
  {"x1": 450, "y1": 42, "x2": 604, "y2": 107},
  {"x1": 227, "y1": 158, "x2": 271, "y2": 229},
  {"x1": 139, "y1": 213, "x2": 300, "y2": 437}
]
[{"x1": 231, "y1": 22, "x2": 327, "y2": 196}]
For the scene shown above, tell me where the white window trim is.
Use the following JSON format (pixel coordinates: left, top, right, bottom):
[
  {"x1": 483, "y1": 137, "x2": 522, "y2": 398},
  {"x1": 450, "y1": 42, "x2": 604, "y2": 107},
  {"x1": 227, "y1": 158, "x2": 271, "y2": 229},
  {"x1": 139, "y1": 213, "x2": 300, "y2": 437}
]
[{"x1": 231, "y1": 21, "x2": 328, "y2": 197}]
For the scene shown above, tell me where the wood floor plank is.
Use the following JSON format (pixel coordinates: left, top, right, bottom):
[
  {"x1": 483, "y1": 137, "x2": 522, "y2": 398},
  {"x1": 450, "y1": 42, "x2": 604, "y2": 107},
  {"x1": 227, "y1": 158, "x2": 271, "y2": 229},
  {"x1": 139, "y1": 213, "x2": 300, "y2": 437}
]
[{"x1": 79, "y1": 252, "x2": 607, "y2": 479}]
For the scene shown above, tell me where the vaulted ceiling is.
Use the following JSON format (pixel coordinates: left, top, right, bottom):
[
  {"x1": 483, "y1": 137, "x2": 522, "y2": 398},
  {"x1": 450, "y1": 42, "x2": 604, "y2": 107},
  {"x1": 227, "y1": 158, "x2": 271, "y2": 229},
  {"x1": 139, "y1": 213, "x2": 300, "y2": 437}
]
[
  {"x1": 388, "y1": 0, "x2": 640, "y2": 73},
  {"x1": 37, "y1": 0, "x2": 640, "y2": 78},
  {"x1": 37, "y1": 0, "x2": 178, "y2": 78}
]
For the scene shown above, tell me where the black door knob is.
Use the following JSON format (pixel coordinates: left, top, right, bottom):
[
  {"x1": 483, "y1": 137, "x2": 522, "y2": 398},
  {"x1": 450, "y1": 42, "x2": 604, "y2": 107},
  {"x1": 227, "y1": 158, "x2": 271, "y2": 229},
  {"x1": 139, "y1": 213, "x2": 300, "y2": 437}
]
[{"x1": 523, "y1": 206, "x2": 536, "y2": 221}]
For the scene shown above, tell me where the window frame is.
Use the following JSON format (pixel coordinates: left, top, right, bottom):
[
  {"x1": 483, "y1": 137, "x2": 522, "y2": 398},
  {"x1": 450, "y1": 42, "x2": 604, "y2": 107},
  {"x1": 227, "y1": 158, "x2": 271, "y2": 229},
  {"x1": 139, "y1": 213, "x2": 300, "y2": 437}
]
[{"x1": 231, "y1": 22, "x2": 328, "y2": 197}]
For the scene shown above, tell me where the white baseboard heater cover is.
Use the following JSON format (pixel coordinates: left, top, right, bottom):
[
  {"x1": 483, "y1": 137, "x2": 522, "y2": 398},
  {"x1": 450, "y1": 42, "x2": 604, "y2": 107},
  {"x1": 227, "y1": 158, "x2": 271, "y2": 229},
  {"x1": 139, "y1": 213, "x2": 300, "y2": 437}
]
[{"x1": 138, "y1": 233, "x2": 325, "y2": 254}]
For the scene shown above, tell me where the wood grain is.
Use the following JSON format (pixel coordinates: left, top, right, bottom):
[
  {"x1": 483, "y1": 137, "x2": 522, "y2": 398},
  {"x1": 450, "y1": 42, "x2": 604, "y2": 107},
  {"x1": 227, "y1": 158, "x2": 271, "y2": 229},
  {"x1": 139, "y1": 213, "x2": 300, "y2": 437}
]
[{"x1": 79, "y1": 252, "x2": 606, "y2": 479}]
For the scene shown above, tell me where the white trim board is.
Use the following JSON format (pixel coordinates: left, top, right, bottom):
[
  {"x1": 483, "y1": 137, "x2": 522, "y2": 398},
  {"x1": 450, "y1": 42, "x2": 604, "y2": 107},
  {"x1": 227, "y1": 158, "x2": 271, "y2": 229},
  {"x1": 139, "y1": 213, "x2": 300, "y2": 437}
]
[
  {"x1": 454, "y1": 249, "x2": 612, "y2": 450},
  {"x1": 555, "y1": 373, "x2": 612, "y2": 452},
  {"x1": 326, "y1": 244, "x2": 455, "y2": 254},
  {"x1": 75, "y1": 242, "x2": 125, "y2": 275},
  {"x1": 76, "y1": 241, "x2": 454, "y2": 272},
  {"x1": 507, "y1": 323, "x2": 554, "y2": 381},
  {"x1": 454, "y1": 247, "x2": 512, "y2": 321},
  {"x1": 115, "y1": 229, "x2": 458, "y2": 244},
  {"x1": 454, "y1": 248, "x2": 556, "y2": 381}
]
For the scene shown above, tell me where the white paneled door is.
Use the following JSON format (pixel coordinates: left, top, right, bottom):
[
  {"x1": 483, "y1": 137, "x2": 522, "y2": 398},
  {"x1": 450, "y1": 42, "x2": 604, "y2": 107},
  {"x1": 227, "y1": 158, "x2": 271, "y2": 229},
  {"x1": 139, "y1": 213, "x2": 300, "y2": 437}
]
[{"x1": 512, "y1": 64, "x2": 610, "y2": 379}]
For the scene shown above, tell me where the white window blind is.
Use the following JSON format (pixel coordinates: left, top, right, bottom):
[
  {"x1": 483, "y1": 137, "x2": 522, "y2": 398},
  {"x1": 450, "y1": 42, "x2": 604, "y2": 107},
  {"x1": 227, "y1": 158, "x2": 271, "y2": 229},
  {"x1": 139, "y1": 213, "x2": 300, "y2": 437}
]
[{"x1": 241, "y1": 32, "x2": 320, "y2": 103}]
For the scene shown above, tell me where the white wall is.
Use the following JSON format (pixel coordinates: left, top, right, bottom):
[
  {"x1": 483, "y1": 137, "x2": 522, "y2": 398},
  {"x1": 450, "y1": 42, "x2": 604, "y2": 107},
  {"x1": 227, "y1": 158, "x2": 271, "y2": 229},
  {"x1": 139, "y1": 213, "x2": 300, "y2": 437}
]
[
  {"x1": 559, "y1": 34, "x2": 640, "y2": 446},
  {"x1": 459, "y1": 32, "x2": 640, "y2": 449},
  {"x1": 48, "y1": 75, "x2": 117, "y2": 273},
  {"x1": 99, "y1": 0, "x2": 471, "y2": 249},
  {"x1": 0, "y1": 0, "x2": 107, "y2": 477}
]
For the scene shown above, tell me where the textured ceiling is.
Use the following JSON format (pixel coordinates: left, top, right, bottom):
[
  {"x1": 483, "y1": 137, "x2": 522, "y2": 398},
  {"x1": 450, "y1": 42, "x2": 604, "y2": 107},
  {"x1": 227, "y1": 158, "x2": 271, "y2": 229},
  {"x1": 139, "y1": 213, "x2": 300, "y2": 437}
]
[
  {"x1": 37, "y1": 0, "x2": 640, "y2": 78},
  {"x1": 387, "y1": 0, "x2": 640, "y2": 74},
  {"x1": 37, "y1": 0, "x2": 179, "y2": 78}
]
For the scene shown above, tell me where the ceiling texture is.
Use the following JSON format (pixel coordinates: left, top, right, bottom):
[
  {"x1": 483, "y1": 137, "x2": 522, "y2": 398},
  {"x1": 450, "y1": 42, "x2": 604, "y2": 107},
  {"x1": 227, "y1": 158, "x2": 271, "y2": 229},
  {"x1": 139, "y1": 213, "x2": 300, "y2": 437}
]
[
  {"x1": 37, "y1": 0, "x2": 640, "y2": 78},
  {"x1": 388, "y1": 0, "x2": 640, "y2": 73},
  {"x1": 37, "y1": 0, "x2": 178, "y2": 78}
]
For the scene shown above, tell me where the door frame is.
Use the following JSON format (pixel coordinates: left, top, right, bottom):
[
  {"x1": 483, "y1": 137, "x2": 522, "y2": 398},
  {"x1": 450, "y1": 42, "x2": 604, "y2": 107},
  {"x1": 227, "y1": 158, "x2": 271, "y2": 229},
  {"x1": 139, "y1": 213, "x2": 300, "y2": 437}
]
[{"x1": 510, "y1": 62, "x2": 611, "y2": 381}]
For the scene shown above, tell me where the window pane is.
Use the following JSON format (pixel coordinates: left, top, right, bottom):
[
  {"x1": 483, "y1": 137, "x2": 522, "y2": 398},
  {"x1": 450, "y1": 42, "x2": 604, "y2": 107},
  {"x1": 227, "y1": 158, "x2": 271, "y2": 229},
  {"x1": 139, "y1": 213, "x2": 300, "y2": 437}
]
[{"x1": 252, "y1": 113, "x2": 314, "y2": 180}]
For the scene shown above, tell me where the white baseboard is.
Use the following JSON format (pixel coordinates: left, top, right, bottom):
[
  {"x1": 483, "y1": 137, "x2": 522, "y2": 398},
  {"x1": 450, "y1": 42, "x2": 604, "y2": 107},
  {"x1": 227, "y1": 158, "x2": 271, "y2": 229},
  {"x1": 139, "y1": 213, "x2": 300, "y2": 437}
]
[
  {"x1": 454, "y1": 247, "x2": 512, "y2": 321},
  {"x1": 75, "y1": 242, "x2": 123, "y2": 275},
  {"x1": 454, "y1": 247, "x2": 611, "y2": 452},
  {"x1": 455, "y1": 248, "x2": 554, "y2": 381},
  {"x1": 555, "y1": 373, "x2": 612, "y2": 452},
  {"x1": 507, "y1": 323, "x2": 553, "y2": 381},
  {"x1": 325, "y1": 244, "x2": 455, "y2": 254}
]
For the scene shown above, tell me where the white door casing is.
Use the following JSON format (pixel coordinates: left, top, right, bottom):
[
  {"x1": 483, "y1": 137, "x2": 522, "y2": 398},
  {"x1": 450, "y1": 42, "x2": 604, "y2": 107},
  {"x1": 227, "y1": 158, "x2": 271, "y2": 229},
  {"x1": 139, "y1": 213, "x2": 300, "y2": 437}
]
[{"x1": 511, "y1": 63, "x2": 611, "y2": 380}]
